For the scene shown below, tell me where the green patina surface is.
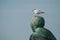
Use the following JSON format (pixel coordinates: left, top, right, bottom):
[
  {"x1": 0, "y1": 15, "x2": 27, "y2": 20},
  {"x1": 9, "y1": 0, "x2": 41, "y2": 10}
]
[{"x1": 30, "y1": 16, "x2": 56, "y2": 40}]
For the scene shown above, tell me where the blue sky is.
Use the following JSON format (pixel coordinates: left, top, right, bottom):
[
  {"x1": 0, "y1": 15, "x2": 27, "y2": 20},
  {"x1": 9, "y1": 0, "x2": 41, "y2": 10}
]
[{"x1": 0, "y1": 0, "x2": 60, "y2": 40}]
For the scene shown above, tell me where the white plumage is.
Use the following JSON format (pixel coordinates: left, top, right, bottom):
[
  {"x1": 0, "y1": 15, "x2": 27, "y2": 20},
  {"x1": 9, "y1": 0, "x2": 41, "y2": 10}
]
[{"x1": 33, "y1": 9, "x2": 44, "y2": 15}]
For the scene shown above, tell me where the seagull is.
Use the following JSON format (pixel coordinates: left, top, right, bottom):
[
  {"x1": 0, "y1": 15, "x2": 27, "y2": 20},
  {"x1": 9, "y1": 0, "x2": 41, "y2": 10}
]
[{"x1": 33, "y1": 9, "x2": 44, "y2": 15}]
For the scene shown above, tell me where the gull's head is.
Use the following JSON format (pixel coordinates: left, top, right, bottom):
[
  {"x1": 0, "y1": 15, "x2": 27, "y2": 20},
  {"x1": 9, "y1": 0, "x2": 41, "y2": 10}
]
[{"x1": 33, "y1": 9, "x2": 44, "y2": 14}]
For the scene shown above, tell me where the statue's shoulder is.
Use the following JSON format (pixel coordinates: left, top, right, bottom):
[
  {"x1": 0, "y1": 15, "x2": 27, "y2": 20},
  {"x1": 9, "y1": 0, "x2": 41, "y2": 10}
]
[
  {"x1": 42, "y1": 28, "x2": 57, "y2": 40},
  {"x1": 35, "y1": 28, "x2": 57, "y2": 40},
  {"x1": 29, "y1": 32, "x2": 41, "y2": 40},
  {"x1": 35, "y1": 28, "x2": 51, "y2": 34},
  {"x1": 30, "y1": 28, "x2": 56, "y2": 40}
]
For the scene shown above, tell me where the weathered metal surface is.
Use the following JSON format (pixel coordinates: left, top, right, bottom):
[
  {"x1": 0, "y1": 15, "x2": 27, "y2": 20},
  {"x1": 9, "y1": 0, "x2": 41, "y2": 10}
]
[{"x1": 30, "y1": 16, "x2": 56, "y2": 40}]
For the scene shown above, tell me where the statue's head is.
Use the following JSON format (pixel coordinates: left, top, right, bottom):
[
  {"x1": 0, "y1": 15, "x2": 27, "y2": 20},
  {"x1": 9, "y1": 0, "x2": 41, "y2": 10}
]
[{"x1": 30, "y1": 16, "x2": 45, "y2": 32}]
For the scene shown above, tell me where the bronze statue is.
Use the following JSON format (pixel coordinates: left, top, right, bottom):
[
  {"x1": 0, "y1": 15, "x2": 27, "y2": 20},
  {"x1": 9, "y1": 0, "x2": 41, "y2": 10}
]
[{"x1": 29, "y1": 9, "x2": 56, "y2": 40}]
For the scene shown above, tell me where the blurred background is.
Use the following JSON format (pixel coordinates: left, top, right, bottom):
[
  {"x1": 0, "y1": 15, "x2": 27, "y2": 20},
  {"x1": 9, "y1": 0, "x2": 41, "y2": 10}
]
[{"x1": 0, "y1": 0, "x2": 60, "y2": 40}]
